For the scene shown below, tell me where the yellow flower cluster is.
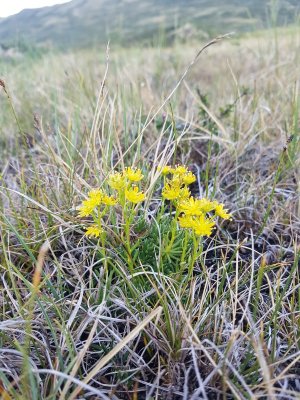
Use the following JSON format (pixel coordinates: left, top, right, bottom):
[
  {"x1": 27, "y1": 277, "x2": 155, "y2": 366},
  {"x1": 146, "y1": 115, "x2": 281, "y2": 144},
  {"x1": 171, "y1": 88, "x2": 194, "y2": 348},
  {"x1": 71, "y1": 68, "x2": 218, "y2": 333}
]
[
  {"x1": 78, "y1": 189, "x2": 117, "y2": 218},
  {"x1": 85, "y1": 225, "x2": 103, "y2": 238},
  {"x1": 159, "y1": 165, "x2": 231, "y2": 237},
  {"x1": 161, "y1": 166, "x2": 195, "y2": 200},
  {"x1": 160, "y1": 165, "x2": 195, "y2": 201},
  {"x1": 125, "y1": 186, "x2": 145, "y2": 203},
  {"x1": 78, "y1": 165, "x2": 231, "y2": 240},
  {"x1": 108, "y1": 167, "x2": 145, "y2": 204},
  {"x1": 79, "y1": 167, "x2": 146, "y2": 237}
]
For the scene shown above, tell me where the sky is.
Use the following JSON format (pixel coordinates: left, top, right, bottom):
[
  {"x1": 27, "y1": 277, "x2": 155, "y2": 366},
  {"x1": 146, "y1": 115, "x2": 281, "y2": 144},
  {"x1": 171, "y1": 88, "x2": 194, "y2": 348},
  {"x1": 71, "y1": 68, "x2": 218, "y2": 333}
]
[{"x1": 0, "y1": 1, "x2": 72, "y2": 18}]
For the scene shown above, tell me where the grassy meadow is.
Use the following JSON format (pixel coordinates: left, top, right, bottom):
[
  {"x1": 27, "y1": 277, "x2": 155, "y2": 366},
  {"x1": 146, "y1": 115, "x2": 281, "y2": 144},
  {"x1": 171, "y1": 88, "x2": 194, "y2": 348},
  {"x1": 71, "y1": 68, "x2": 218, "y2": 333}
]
[{"x1": 0, "y1": 26, "x2": 300, "y2": 399}]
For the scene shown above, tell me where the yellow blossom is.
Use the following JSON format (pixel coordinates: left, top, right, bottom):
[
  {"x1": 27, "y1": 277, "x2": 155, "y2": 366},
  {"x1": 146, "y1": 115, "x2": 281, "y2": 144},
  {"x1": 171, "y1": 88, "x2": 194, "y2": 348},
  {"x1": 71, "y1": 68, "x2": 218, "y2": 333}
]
[
  {"x1": 177, "y1": 197, "x2": 204, "y2": 216},
  {"x1": 123, "y1": 167, "x2": 144, "y2": 182},
  {"x1": 88, "y1": 189, "x2": 104, "y2": 202},
  {"x1": 102, "y1": 195, "x2": 118, "y2": 206},
  {"x1": 108, "y1": 172, "x2": 127, "y2": 190},
  {"x1": 178, "y1": 214, "x2": 195, "y2": 229},
  {"x1": 162, "y1": 183, "x2": 181, "y2": 200},
  {"x1": 169, "y1": 175, "x2": 182, "y2": 187},
  {"x1": 178, "y1": 214, "x2": 215, "y2": 236},
  {"x1": 174, "y1": 165, "x2": 188, "y2": 175},
  {"x1": 192, "y1": 215, "x2": 215, "y2": 236},
  {"x1": 78, "y1": 201, "x2": 95, "y2": 217},
  {"x1": 182, "y1": 172, "x2": 196, "y2": 185},
  {"x1": 85, "y1": 225, "x2": 103, "y2": 238},
  {"x1": 214, "y1": 203, "x2": 231, "y2": 220},
  {"x1": 125, "y1": 186, "x2": 145, "y2": 203},
  {"x1": 178, "y1": 186, "x2": 191, "y2": 200},
  {"x1": 78, "y1": 194, "x2": 102, "y2": 217},
  {"x1": 197, "y1": 198, "x2": 217, "y2": 213},
  {"x1": 158, "y1": 165, "x2": 173, "y2": 175}
]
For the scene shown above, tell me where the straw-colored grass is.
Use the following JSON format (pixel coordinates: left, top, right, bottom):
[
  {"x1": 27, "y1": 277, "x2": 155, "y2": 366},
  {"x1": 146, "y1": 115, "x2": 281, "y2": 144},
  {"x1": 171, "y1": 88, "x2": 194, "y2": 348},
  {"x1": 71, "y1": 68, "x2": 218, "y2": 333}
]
[{"x1": 0, "y1": 27, "x2": 299, "y2": 399}]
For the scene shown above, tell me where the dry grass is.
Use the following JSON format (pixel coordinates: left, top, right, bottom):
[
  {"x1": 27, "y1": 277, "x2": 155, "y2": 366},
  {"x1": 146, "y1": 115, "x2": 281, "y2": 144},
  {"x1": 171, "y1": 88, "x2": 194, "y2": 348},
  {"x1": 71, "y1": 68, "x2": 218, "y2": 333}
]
[{"x1": 0, "y1": 28, "x2": 299, "y2": 399}]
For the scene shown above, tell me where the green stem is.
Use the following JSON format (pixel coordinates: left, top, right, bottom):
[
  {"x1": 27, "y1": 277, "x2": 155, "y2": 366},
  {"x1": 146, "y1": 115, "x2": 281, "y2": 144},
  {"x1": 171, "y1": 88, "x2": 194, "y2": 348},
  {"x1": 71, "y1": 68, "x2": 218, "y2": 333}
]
[
  {"x1": 188, "y1": 234, "x2": 201, "y2": 280},
  {"x1": 165, "y1": 208, "x2": 179, "y2": 253},
  {"x1": 123, "y1": 202, "x2": 135, "y2": 274},
  {"x1": 179, "y1": 229, "x2": 189, "y2": 274}
]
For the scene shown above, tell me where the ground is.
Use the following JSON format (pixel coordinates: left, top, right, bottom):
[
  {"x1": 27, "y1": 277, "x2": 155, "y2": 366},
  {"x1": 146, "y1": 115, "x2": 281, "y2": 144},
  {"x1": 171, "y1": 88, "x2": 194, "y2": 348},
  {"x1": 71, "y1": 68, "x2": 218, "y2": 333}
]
[{"x1": 0, "y1": 27, "x2": 299, "y2": 399}]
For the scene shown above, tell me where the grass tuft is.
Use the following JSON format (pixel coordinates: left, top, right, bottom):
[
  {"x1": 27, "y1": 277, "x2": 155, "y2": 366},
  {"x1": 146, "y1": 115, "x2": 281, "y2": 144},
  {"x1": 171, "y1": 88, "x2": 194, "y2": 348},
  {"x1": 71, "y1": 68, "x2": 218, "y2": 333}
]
[{"x1": 0, "y1": 28, "x2": 300, "y2": 399}]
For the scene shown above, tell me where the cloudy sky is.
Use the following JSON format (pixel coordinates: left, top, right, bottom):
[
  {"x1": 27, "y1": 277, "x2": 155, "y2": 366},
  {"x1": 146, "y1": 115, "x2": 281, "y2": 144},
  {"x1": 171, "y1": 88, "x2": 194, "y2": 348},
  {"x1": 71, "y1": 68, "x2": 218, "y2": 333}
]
[{"x1": 0, "y1": 1, "x2": 71, "y2": 17}]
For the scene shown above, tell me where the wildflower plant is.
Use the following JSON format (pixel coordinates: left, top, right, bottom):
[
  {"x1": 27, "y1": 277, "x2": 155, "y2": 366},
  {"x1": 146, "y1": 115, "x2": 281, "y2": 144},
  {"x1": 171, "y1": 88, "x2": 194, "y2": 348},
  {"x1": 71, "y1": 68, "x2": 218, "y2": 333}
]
[
  {"x1": 158, "y1": 165, "x2": 231, "y2": 278},
  {"x1": 78, "y1": 167, "x2": 146, "y2": 273},
  {"x1": 78, "y1": 189, "x2": 117, "y2": 237},
  {"x1": 78, "y1": 164, "x2": 231, "y2": 281}
]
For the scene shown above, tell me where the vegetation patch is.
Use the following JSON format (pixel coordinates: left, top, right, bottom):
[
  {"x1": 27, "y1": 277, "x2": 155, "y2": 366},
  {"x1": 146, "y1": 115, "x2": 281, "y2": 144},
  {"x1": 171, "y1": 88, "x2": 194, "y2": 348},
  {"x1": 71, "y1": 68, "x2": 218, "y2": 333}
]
[{"x1": 0, "y1": 29, "x2": 299, "y2": 399}]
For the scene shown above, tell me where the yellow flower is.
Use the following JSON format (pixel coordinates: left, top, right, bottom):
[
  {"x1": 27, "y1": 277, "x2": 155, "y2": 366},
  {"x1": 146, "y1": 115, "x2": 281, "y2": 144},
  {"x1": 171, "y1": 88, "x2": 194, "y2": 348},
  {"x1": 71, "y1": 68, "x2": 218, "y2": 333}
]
[
  {"x1": 102, "y1": 195, "x2": 118, "y2": 206},
  {"x1": 158, "y1": 165, "x2": 173, "y2": 175},
  {"x1": 174, "y1": 165, "x2": 188, "y2": 175},
  {"x1": 108, "y1": 172, "x2": 127, "y2": 190},
  {"x1": 214, "y1": 203, "x2": 231, "y2": 220},
  {"x1": 192, "y1": 215, "x2": 215, "y2": 236},
  {"x1": 124, "y1": 167, "x2": 144, "y2": 182},
  {"x1": 178, "y1": 214, "x2": 195, "y2": 229},
  {"x1": 169, "y1": 175, "x2": 182, "y2": 187},
  {"x1": 178, "y1": 214, "x2": 215, "y2": 236},
  {"x1": 177, "y1": 197, "x2": 204, "y2": 216},
  {"x1": 162, "y1": 183, "x2": 181, "y2": 200},
  {"x1": 78, "y1": 201, "x2": 95, "y2": 217},
  {"x1": 78, "y1": 192, "x2": 103, "y2": 217},
  {"x1": 197, "y1": 198, "x2": 217, "y2": 213},
  {"x1": 88, "y1": 189, "x2": 104, "y2": 202},
  {"x1": 125, "y1": 186, "x2": 145, "y2": 203},
  {"x1": 178, "y1": 186, "x2": 191, "y2": 200},
  {"x1": 182, "y1": 172, "x2": 196, "y2": 185},
  {"x1": 85, "y1": 225, "x2": 103, "y2": 238}
]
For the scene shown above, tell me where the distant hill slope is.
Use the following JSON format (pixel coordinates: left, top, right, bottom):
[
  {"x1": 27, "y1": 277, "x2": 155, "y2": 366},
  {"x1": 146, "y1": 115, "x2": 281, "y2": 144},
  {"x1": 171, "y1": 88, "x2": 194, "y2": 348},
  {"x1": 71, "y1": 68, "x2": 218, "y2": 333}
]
[{"x1": 0, "y1": 0, "x2": 299, "y2": 49}]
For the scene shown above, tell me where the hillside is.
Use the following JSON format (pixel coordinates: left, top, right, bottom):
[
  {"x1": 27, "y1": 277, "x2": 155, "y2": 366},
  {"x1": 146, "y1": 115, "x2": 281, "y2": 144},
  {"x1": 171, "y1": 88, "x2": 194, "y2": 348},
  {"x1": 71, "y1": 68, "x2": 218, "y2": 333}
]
[{"x1": 0, "y1": 0, "x2": 299, "y2": 49}]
